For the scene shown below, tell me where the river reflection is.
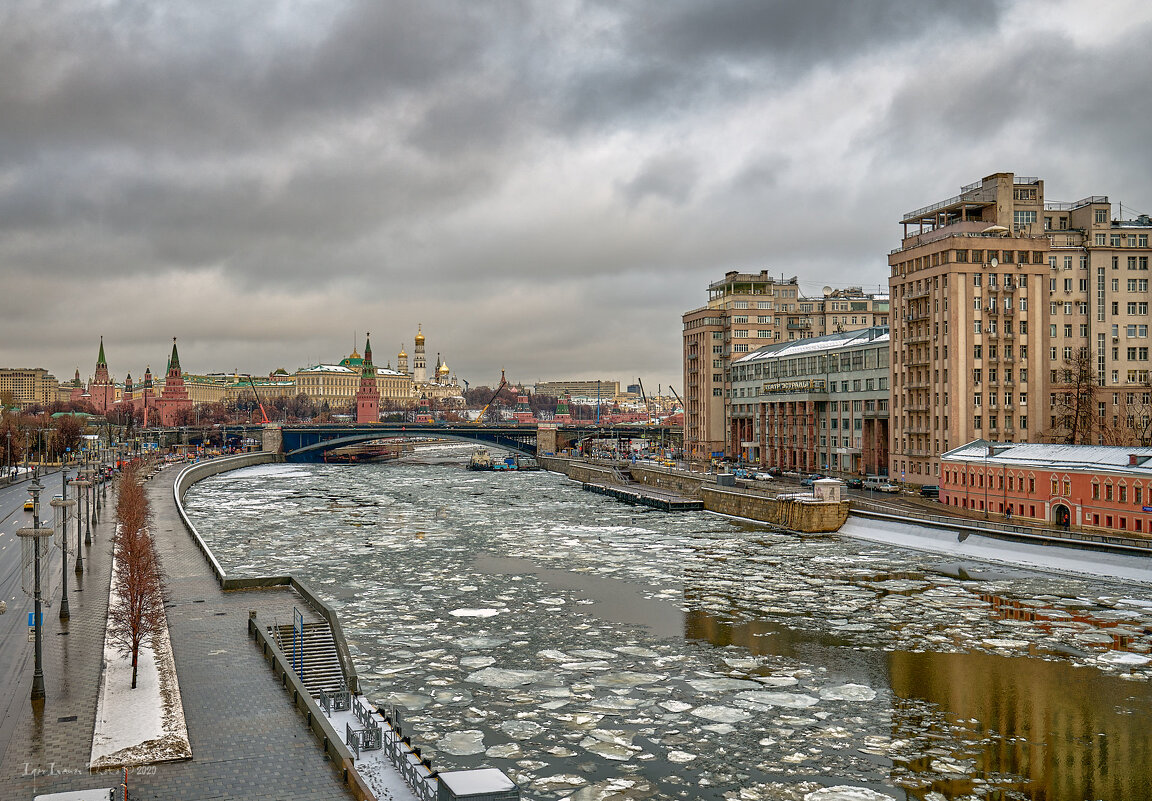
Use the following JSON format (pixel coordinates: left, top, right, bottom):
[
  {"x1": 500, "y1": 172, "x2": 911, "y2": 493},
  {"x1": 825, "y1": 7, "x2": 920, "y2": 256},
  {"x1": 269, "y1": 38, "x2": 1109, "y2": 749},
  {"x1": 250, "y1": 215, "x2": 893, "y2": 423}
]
[{"x1": 686, "y1": 609, "x2": 1152, "y2": 800}]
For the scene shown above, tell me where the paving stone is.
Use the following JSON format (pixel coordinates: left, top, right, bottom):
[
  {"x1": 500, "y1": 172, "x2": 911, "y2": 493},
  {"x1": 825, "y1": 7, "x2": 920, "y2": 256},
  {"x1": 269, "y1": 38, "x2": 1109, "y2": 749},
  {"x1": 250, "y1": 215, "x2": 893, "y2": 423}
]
[{"x1": 0, "y1": 464, "x2": 355, "y2": 801}]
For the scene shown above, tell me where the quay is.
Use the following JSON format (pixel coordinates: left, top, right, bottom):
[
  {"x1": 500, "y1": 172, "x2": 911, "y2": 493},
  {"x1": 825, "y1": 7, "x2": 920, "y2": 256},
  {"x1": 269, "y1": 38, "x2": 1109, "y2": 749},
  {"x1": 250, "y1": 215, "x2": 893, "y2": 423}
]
[{"x1": 582, "y1": 480, "x2": 703, "y2": 511}]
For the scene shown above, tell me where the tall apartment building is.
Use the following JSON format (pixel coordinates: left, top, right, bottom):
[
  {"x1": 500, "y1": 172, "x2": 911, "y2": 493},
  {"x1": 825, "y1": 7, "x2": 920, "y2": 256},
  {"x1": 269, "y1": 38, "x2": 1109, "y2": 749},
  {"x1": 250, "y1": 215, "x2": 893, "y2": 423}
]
[
  {"x1": 682, "y1": 271, "x2": 887, "y2": 461},
  {"x1": 889, "y1": 171, "x2": 1152, "y2": 485},
  {"x1": 0, "y1": 367, "x2": 61, "y2": 407}
]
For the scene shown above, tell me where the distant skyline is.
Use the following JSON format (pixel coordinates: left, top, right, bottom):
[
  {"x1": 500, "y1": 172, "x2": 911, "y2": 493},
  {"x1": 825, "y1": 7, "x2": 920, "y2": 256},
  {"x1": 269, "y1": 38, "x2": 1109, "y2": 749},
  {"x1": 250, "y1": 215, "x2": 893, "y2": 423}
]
[{"x1": 2, "y1": 0, "x2": 1150, "y2": 391}]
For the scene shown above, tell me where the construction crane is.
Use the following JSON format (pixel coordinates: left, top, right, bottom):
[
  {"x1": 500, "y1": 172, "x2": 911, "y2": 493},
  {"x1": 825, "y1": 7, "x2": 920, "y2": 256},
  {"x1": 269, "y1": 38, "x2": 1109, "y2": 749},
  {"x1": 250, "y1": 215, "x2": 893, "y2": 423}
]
[
  {"x1": 636, "y1": 377, "x2": 652, "y2": 425},
  {"x1": 243, "y1": 374, "x2": 271, "y2": 424},
  {"x1": 476, "y1": 370, "x2": 508, "y2": 424}
]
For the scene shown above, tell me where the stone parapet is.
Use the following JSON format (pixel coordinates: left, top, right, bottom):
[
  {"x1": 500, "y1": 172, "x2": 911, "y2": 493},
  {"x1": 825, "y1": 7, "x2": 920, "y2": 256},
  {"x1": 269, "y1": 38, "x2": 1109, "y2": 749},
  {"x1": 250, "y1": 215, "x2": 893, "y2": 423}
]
[{"x1": 702, "y1": 487, "x2": 849, "y2": 532}]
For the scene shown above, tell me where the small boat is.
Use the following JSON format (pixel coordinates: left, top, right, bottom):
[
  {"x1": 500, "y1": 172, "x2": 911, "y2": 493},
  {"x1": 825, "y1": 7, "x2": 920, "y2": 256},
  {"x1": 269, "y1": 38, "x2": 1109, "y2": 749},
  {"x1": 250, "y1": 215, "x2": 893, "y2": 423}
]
[{"x1": 468, "y1": 448, "x2": 496, "y2": 470}]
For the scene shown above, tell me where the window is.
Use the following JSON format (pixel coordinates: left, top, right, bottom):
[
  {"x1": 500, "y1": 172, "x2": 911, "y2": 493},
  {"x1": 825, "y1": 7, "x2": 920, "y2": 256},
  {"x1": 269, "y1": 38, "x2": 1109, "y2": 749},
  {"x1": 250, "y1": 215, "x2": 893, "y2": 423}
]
[
  {"x1": 1095, "y1": 208, "x2": 1108, "y2": 224},
  {"x1": 974, "y1": 345, "x2": 982, "y2": 359}
]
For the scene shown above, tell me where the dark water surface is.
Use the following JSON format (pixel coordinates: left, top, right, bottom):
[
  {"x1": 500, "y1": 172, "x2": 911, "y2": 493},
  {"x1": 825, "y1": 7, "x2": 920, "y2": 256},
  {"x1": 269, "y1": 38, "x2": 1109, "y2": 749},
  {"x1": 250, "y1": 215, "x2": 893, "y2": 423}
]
[{"x1": 183, "y1": 448, "x2": 1152, "y2": 800}]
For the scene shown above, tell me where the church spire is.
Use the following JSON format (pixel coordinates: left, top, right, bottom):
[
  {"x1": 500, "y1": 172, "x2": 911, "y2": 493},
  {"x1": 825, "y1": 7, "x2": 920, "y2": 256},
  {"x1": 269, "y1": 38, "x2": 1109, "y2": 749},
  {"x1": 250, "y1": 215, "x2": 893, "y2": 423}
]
[{"x1": 97, "y1": 336, "x2": 107, "y2": 368}]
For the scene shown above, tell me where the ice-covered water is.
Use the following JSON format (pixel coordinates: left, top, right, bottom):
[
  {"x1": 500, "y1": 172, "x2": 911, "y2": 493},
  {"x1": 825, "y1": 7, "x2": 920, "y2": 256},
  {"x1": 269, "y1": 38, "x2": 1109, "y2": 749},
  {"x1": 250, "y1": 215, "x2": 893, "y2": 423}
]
[{"x1": 184, "y1": 446, "x2": 1152, "y2": 800}]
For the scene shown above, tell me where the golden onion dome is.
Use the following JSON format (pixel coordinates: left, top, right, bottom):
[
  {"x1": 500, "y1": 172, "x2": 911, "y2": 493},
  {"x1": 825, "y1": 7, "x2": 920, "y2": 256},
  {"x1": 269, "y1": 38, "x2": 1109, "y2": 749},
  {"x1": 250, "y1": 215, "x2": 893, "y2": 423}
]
[
  {"x1": 438, "y1": 362, "x2": 450, "y2": 375},
  {"x1": 398, "y1": 346, "x2": 408, "y2": 358},
  {"x1": 414, "y1": 325, "x2": 425, "y2": 344}
]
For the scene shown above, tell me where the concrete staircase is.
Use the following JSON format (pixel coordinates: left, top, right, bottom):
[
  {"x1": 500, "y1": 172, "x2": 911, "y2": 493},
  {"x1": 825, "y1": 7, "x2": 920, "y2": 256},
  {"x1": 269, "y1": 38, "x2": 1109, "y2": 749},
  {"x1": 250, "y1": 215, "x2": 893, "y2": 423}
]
[{"x1": 270, "y1": 622, "x2": 346, "y2": 698}]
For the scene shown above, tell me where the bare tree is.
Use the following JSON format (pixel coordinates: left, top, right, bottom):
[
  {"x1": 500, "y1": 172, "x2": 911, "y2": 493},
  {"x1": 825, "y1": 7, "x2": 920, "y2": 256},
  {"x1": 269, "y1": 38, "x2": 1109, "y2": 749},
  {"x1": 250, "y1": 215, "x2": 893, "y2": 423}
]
[
  {"x1": 1047, "y1": 347, "x2": 1097, "y2": 445},
  {"x1": 109, "y1": 463, "x2": 167, "y2": 689}
]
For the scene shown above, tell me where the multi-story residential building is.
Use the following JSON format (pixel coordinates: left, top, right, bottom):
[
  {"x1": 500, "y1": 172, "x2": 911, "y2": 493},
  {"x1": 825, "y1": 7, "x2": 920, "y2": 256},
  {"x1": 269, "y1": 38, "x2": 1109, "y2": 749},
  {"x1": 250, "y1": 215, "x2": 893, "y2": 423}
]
[
  {"x1": 682, "y1": 271, "x2": 886, "y2": 462},
  {"x1": 890, "y1": 173, "x2": 1052, "y2": 485},
  {"x1": 890, "y1": 171, "x2": 1152, "y2": 485},
  {"x1": 0, "y1": 367, "x2": 61, "y2": 407},
  {"x1": 941, "y1": 439, "x2": 1152, "y2": 535},
  {"x1": 728, "y1": 327, "x2": 890, "y2": 476}
]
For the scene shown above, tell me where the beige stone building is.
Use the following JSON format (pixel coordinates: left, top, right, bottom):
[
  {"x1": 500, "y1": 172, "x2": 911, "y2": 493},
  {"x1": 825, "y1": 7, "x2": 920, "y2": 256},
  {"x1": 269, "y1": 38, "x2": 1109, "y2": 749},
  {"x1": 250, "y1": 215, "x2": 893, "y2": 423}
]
[
  {"x1": 0, "y1": 367, "x2": 61, "y2": 407},
  {"x1": 889, "y1": 171, "x2": 1152, "y2": 485},
  {"x1": 682, "y1": 271, "x2": 887, "y2": 461},
  {"x1": 533, "y1": 380, "x2": 622, "y2": 401},
  {"x1": 890, "y1": 173, "x2": 1051, "y2": 483}
]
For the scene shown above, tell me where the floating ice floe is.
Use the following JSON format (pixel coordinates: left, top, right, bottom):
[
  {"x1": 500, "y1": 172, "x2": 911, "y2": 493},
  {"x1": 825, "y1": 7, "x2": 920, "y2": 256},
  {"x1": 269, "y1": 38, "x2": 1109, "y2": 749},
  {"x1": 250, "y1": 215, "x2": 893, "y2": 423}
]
[
  {"x1": 804, "y1": 787, "x2": 897, "y2": 801},
  {"x1": 735, "y1": 690, "x2": 820, "y2": 708},
  {"x1": 436, "y1": 729, "x2": 485, "y2": 755},
  {"x1": 464, "y1": 667, "x2": 558, "y2": 688},
  {"x1": 819, "y1": 684, "x2": 877, "y2": 702},
  {"x1": 1096, "y1": 651, "x2": 1152, "y2": 666},
  {"x1": 687, "y1": 677, "x2": 763, "y2": 692},
  {"x1": 690, "y1": 705, "x2": 752, "y2": 723},
  {"x1": 449, "y1": 608, "x2": 503, "y2": 617}
]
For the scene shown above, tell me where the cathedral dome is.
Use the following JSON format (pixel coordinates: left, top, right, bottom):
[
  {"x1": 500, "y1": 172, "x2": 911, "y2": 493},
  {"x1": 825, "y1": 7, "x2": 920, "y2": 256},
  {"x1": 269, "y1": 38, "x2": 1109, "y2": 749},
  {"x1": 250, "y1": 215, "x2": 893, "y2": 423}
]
[{"x1": 414, "y1": 324, "x2": 425, "y2": 345}]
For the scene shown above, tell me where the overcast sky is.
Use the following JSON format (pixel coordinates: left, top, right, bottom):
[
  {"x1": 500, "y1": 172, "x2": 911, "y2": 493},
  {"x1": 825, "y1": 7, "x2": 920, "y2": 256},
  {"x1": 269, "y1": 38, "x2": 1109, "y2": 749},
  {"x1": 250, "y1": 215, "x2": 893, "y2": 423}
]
[{"x1": 2, "y1": 0, "x2": 1150, "y2": 394}]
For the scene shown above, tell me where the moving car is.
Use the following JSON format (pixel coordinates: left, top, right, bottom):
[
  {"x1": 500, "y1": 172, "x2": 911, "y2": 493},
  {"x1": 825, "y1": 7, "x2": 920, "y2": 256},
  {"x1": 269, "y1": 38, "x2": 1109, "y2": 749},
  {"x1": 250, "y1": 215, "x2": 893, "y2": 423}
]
[
  {"x1": 920, "y1": 485, "x2": 940, "y2": 499},
  {"x1": 846, "y1": 478, "x2": 864, "y2": 489},
  {"x1": 23, "y1": 500, "x2": 35, "y2": 511}
]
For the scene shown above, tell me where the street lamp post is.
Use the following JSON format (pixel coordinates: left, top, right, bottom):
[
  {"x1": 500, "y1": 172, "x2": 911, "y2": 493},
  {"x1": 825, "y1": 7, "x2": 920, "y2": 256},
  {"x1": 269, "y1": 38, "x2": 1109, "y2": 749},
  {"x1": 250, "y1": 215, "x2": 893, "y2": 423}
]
[
  {"x1": 71, "y1": 472, "x2": 86, "y2": 574},
  {"x1": 17, "y1": 478, "x2": 52, "y2": 701},
  {"x1": 51, "y1": 470, "x2": 75, "y2": 620},
  {"x1": 83, "y1": 459, "x2": 92, "y2": 546}
]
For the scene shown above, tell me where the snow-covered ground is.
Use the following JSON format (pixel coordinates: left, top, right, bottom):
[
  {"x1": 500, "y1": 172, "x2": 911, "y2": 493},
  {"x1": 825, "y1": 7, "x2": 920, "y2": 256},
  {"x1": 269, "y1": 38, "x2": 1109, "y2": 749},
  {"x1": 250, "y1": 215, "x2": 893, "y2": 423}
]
[
  {"x1": 840, "y1": 514, "x2": 1152, "y2": 584},
  {"x1": 322, "y1": 695, "x2": 426, "y2": 801},
  {"x1": 90, "y1": 552, "x2": 191, "y2": 769}
]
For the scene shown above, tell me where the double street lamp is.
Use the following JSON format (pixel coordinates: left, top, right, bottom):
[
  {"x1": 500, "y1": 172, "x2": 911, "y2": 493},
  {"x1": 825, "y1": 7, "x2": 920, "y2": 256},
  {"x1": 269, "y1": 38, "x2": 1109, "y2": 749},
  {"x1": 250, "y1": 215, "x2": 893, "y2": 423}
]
[
  {"x1": 50, "y1": 470, "x2": 76, "y2": 621},
  {"x1": 17, "y1": 478, "x2": 52, "y2": 701}
]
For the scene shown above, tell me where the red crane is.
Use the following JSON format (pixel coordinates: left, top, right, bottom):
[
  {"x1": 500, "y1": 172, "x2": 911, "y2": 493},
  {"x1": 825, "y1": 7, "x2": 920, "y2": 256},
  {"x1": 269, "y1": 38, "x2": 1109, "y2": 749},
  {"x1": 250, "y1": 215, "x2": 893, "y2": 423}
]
[{"x1": 243, "y1": 374, "x2": 271, "y2": 424}]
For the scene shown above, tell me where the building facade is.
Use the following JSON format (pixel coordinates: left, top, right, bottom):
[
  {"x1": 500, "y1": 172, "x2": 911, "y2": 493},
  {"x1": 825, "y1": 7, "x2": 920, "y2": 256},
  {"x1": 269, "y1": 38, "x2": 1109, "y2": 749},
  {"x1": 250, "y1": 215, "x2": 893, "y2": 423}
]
[
  {"x1": 0, "y1": 367, "x2": 61, "y2": 407},
  {"x1": 683, "y1": 271, "x2": 887, "y2": 462},
  {"x1": 729, "y1": 327, "x2": 890, "y2": 476},
  {"x1": 890, "y1": 172, "x2": 1152, "y2": 486},
  {"x1": 941, "y1": 439, "x2": 1152, "y2": 536},
  {"x1": 532, "y1": 380, "x2": 622, "y2": 401}
]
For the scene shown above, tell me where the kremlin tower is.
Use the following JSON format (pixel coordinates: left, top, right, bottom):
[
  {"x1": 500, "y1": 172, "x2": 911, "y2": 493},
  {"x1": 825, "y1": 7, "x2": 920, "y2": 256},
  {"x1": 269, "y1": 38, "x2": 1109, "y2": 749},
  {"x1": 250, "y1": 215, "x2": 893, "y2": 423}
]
[
  {"x1": 355, "y1": 334, "x2": 380, "y2": 424},
  {"x1": 156, "y1": 338, "x2": 193, "y2": 426},
  {"x1": 90, "y1": 337, "x2": 115, "y2": 413}
]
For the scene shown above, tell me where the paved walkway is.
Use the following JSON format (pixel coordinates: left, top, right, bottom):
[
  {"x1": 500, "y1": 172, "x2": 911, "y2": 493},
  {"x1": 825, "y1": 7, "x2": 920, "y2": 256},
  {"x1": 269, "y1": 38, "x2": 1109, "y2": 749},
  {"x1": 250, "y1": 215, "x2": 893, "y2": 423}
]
[{"x1": 0, "y1": 464, "x2": 355, "y2": 801}]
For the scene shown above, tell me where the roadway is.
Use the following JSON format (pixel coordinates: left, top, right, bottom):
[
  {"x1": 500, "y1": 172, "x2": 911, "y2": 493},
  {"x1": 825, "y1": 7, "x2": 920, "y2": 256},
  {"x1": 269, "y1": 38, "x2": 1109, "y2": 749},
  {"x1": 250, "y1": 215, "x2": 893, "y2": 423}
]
[{"x1": 0, "y1": 468, "x2": 66, "y2": 764}]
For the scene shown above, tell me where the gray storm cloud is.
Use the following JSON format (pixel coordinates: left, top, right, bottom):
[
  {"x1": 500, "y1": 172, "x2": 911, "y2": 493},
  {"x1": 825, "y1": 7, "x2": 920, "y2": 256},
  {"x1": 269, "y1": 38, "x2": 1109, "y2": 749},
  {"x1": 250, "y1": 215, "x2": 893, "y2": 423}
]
[{"x1": 0, "y1": 0, "x2": 1149, "y2": 391}]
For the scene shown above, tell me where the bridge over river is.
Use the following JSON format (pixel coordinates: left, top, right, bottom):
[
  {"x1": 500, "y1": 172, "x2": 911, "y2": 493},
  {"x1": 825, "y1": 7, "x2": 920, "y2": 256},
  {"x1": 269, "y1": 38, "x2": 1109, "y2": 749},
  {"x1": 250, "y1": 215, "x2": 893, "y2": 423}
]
[{"x1": 274, "y1": 423, "x2": 680, "y2": 462}]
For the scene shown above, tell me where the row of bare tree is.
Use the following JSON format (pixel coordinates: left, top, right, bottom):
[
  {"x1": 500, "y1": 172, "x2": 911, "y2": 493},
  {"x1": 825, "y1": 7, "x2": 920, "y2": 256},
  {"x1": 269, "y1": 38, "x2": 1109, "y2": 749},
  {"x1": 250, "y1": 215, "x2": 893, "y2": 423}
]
[{"x1": 110, "y1": 462, "x2": 167, "y2": 689}]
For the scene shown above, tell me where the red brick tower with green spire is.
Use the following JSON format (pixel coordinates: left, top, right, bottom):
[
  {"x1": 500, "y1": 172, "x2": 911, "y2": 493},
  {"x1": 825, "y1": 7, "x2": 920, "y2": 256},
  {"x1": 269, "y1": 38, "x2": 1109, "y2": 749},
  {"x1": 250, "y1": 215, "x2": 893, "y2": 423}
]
[
  {"x1": 156, "y1": 337, "x2": 192, "y2": 426},
  {"x1": 91, "y1": 336, "x2": 115, "y2": 413},
  {"x1": 355, "y1": 333, "x2": 380, "y2": 424}
]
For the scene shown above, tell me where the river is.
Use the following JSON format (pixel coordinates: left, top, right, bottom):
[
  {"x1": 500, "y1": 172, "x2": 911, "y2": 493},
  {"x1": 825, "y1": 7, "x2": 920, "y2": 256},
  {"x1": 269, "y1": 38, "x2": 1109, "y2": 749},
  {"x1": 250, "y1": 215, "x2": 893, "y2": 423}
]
[{"x1": 182, "y1": 445, "x2": 1152, "y2": 801}]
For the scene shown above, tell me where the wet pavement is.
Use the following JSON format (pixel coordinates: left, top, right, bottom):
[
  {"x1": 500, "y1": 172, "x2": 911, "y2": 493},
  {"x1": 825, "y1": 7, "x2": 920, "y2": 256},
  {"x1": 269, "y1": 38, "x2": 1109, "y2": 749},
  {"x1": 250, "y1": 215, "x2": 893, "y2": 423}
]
[{"x1": 0, "y1": 464, "x2": 356, "y2": 801}]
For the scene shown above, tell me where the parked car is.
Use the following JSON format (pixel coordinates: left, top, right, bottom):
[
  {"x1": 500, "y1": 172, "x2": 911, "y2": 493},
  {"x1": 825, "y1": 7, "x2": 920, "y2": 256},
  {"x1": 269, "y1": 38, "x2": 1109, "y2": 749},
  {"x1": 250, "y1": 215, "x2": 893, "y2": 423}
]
[
  {"x1": 800, "y1": 474, "x2": 826, "y2": 487},
  {"x1": 920, "y1": 485, "x2": 940, "y2": 499},
  {"x1": 846, "y1": 478, "x2": 864, "y2": 489},
  {"x1": 876, "y1": 481, "x2": 900, "y2": 493}
]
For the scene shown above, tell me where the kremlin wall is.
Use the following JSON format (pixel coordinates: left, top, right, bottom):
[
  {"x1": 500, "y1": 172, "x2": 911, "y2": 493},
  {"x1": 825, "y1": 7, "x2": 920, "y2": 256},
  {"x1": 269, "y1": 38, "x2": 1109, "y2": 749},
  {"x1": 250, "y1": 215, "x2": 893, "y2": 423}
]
[{"x1": 5, "y1": 325, "x2": 467, "y2": 424}]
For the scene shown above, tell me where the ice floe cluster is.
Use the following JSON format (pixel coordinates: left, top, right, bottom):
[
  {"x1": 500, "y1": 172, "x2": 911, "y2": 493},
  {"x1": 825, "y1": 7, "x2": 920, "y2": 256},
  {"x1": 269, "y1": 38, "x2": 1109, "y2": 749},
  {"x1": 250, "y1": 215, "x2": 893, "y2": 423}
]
[{"x1": 184, "y1": 449, "x2": 1152, "y2": 799}]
